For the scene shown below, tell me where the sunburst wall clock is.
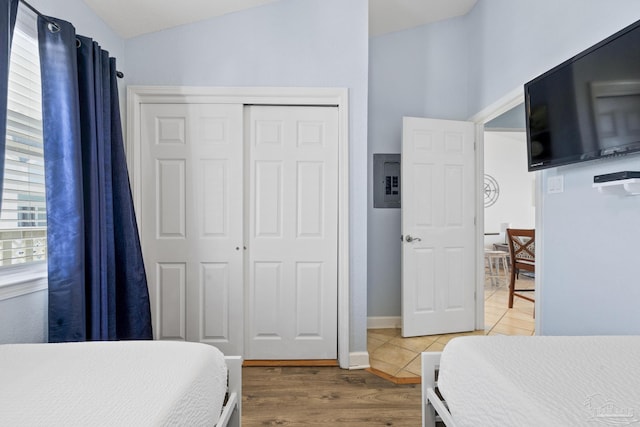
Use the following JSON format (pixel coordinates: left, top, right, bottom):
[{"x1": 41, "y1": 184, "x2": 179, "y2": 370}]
[{"x1": 484, "y1": 174, "x2": 500, "y2": 207}]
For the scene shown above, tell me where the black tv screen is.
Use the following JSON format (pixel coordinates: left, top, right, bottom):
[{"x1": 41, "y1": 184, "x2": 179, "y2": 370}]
[{"x1": 525, "y1": 18, "x2": 640, "y2": 171}]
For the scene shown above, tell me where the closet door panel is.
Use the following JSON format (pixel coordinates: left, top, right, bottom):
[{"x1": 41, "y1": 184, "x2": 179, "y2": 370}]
[
  {"x1": 246, "y1": 105, "x2": 339, "y2": 360},
  {"x1": 140, "y1": 103, "x2": 243, "y2": 355}
]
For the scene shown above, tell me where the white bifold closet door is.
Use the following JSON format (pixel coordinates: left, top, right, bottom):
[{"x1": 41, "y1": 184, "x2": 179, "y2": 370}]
[
  {"x1": 245, "y1": 106, "x2": 338, "y2": 360},
  {"x1": 140, "y1": 103, "x2": 244, "y2": 356},
  {"x1": 140, "y1": 103, "x2": 338, "y2": 360}
]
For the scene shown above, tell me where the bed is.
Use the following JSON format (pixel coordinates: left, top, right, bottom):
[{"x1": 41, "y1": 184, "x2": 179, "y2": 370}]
[
  {"x1": 0, "y1": 340, "x2": 242, "y2": 426},
  {"x1": 422, "y1": 335, "x2": 640, "y2": 427}
]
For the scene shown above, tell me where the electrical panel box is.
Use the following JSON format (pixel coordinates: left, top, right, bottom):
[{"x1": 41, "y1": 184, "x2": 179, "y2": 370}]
[{"x1": 373, "y1": 154, "x2": 400, "y2": 208}]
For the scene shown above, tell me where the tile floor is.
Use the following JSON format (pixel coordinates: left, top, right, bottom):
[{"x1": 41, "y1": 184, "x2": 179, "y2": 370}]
[{"x1": 367, "y1": 275, "x2": 535, "y2": 382}]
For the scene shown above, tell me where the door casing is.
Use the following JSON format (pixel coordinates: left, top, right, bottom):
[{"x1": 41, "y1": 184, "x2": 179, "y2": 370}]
[
  {"x1": 469, "y1": 87, "x2": 539, "y2": 330},
  {"x1": 127, "y1": 86, "x2": 351, "y2": 369}
]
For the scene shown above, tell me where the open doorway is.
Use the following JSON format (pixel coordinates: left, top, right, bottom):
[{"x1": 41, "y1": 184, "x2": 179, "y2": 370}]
[{"x1": 482, "y1": 103, "x2": 536, "y2": 334}]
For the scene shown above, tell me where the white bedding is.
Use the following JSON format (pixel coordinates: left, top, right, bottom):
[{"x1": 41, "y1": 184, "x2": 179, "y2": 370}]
[
  {"x1": 0, "y1": 340, "x2": 228, "y2": 426},
  {"x1": 438, "y1": 336, "x2": 640, "y2": 427}
]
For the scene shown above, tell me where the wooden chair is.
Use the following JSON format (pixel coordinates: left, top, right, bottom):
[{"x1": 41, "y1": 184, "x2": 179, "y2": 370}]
[{"x1": 506, "y1": 228, "x2": 535, "y2": 308}]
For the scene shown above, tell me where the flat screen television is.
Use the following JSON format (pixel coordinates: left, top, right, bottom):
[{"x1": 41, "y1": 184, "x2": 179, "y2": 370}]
[{"x1": 525, "y1": 18, "x2": 640, "y2": 171}]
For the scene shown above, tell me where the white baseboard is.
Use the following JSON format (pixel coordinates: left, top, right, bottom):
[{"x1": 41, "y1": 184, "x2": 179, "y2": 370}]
[
  {"x1": 367, "y1": 316, "x2": 401, "y2": 330},
  {"x1": 349, "y1": 351, "x2": 370, "y2": 370}
]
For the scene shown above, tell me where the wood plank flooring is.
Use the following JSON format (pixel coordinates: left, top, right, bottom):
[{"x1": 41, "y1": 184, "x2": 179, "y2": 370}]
[
  {"x1": 240, "y1": 274, "x2": 534, "y2": 425},
  {"x1": 242, "y1": 366, "x2": 422, "y2": 426}
]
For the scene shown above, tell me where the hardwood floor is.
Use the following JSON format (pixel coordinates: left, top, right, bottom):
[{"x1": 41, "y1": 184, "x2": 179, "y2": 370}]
[
  {"x1": 240, "y1": 274, "x2": 534, "y2": 425},
  {"x1": 242, "y1": 366, "x2": 422, "y2": 426}
]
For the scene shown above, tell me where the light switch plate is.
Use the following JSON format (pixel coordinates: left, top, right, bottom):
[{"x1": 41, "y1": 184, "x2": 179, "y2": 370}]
[{"x1": 547, "y1": 175, "x2": 564, "y2": 194}]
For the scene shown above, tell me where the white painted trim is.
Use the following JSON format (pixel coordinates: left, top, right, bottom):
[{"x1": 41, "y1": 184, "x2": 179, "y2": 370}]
[
  {"x1": 474, "y1": 123, "x2": 486, "y2": 330},
  {"x1": 367, "y1": 316, "x2": 401, "y2": 329},
  {"x1": 469, "y1": 87, "x2": 525, "y2": 124},
  {"x1": 421, "y1": 352, "x2": 443, "y2": 427},
  {"x1": 127, "y1": 86, "x2": 350, "y2": 369},
  {"x1": 0, "y1": 262, "x2": 47, "y2": 301},
  {"x1": 534, "y1": 170, "x2": 543, "y2": 333},
  {"x1": 348, "y1": 351, "x2": 370, "y2": 370},
  {"x1": 221, "y1": 355, "x2": 242, "y2": 427},
  {"x1": 469, "y1": 87, "x2": 526, "y2": 331}
]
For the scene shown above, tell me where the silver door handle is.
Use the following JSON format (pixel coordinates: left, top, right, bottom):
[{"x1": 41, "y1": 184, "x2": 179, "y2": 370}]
[{"x1": 405, "y1": 235, "x2": 422, "y2": 243}]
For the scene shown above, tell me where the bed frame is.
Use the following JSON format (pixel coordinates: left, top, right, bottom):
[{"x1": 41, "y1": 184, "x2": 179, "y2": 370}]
[
  {"x1": 421, "y1": 352, "x2": 457, "y2": 427},
  {"x1": 217, "y1": 356, "x2": 243, "y2": 427},
  {"x1": 422, "y1": 337, "x2": 640, "y2": 427}
]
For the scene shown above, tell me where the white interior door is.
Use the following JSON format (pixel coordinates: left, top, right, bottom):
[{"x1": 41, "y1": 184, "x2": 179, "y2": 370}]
[
  {"x1": 401, "y1": 117, "x2": 476, "y2": 337},
  {"x1": 140, "y1": 103, "x2": 244, "y2": 355},
  {"x1": 246, "y1": 105, "x2": 338, "y2": 360}
]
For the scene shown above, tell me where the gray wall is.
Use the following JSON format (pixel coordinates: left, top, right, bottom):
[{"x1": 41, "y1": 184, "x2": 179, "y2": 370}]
[
  {"x1": 7, "y1": 0, "x2": 640, "y2": 344},
  {"x1": 367, "y1": 0, "x2": 640, "y2": 336},
  {"x1": 5, "y1": 0, "x2": 370, "y2": 352},
  {"x1": 0, "y1": 291, "x2": 47, "y2": 344},
  {"x1": 466, "y1": 0, "x2": 640, "y2": 117},
  {"x1": 125, "y1": 0, "x2": 370, "y2": 353},
  {"x1": 368, "y1": 17, "x2": 469, "y2": 318},
  {"x1": 467, "y1": 0, "x2": 640, "y2": 335}
]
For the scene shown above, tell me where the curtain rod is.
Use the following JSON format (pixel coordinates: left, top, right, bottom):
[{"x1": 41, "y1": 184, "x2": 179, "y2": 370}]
[{"x1": 18, "y1": 0, "x2": 125, "y2": 79}]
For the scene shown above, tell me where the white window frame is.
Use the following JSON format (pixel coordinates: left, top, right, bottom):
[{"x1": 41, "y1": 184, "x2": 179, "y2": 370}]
[
  {"x1": 0, "y1": 4, "x2": 48, "y2": 301},
  {"x1": 0, "y1": 261, "x2": 47, "y2": 300}
]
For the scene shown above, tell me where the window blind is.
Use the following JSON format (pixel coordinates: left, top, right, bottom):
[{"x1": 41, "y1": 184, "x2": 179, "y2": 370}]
[{"x1": 0, "y1": 5, "x2": 46, "y2": 265}]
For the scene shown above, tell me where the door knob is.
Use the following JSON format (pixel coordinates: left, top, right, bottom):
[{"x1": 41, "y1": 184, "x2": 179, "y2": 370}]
[{"x1": 405, "y1": 235, "x2": 422, "y2": 243}]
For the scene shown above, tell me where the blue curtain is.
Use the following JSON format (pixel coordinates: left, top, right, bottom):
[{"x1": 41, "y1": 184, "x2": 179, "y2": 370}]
[
  {"x1": 0, "y1": 0, "x2": 19, "y2": 212},
  {"x1": 38, "y1": 17, "x2": 152, "y2": 342}
]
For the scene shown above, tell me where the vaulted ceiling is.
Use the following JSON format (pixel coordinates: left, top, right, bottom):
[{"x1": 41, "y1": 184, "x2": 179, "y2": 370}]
[{"x1": 80, "y1": 0, "x2": 477, "y2": 39}]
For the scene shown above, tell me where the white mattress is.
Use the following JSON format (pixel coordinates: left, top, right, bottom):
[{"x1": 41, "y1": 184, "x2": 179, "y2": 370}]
[
  {"x1": 0, "y1": 340, "x2": 227, "y2": 426},
  {"x1": 438, "y1": 336, "x2": 640, "y2": 427}
]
